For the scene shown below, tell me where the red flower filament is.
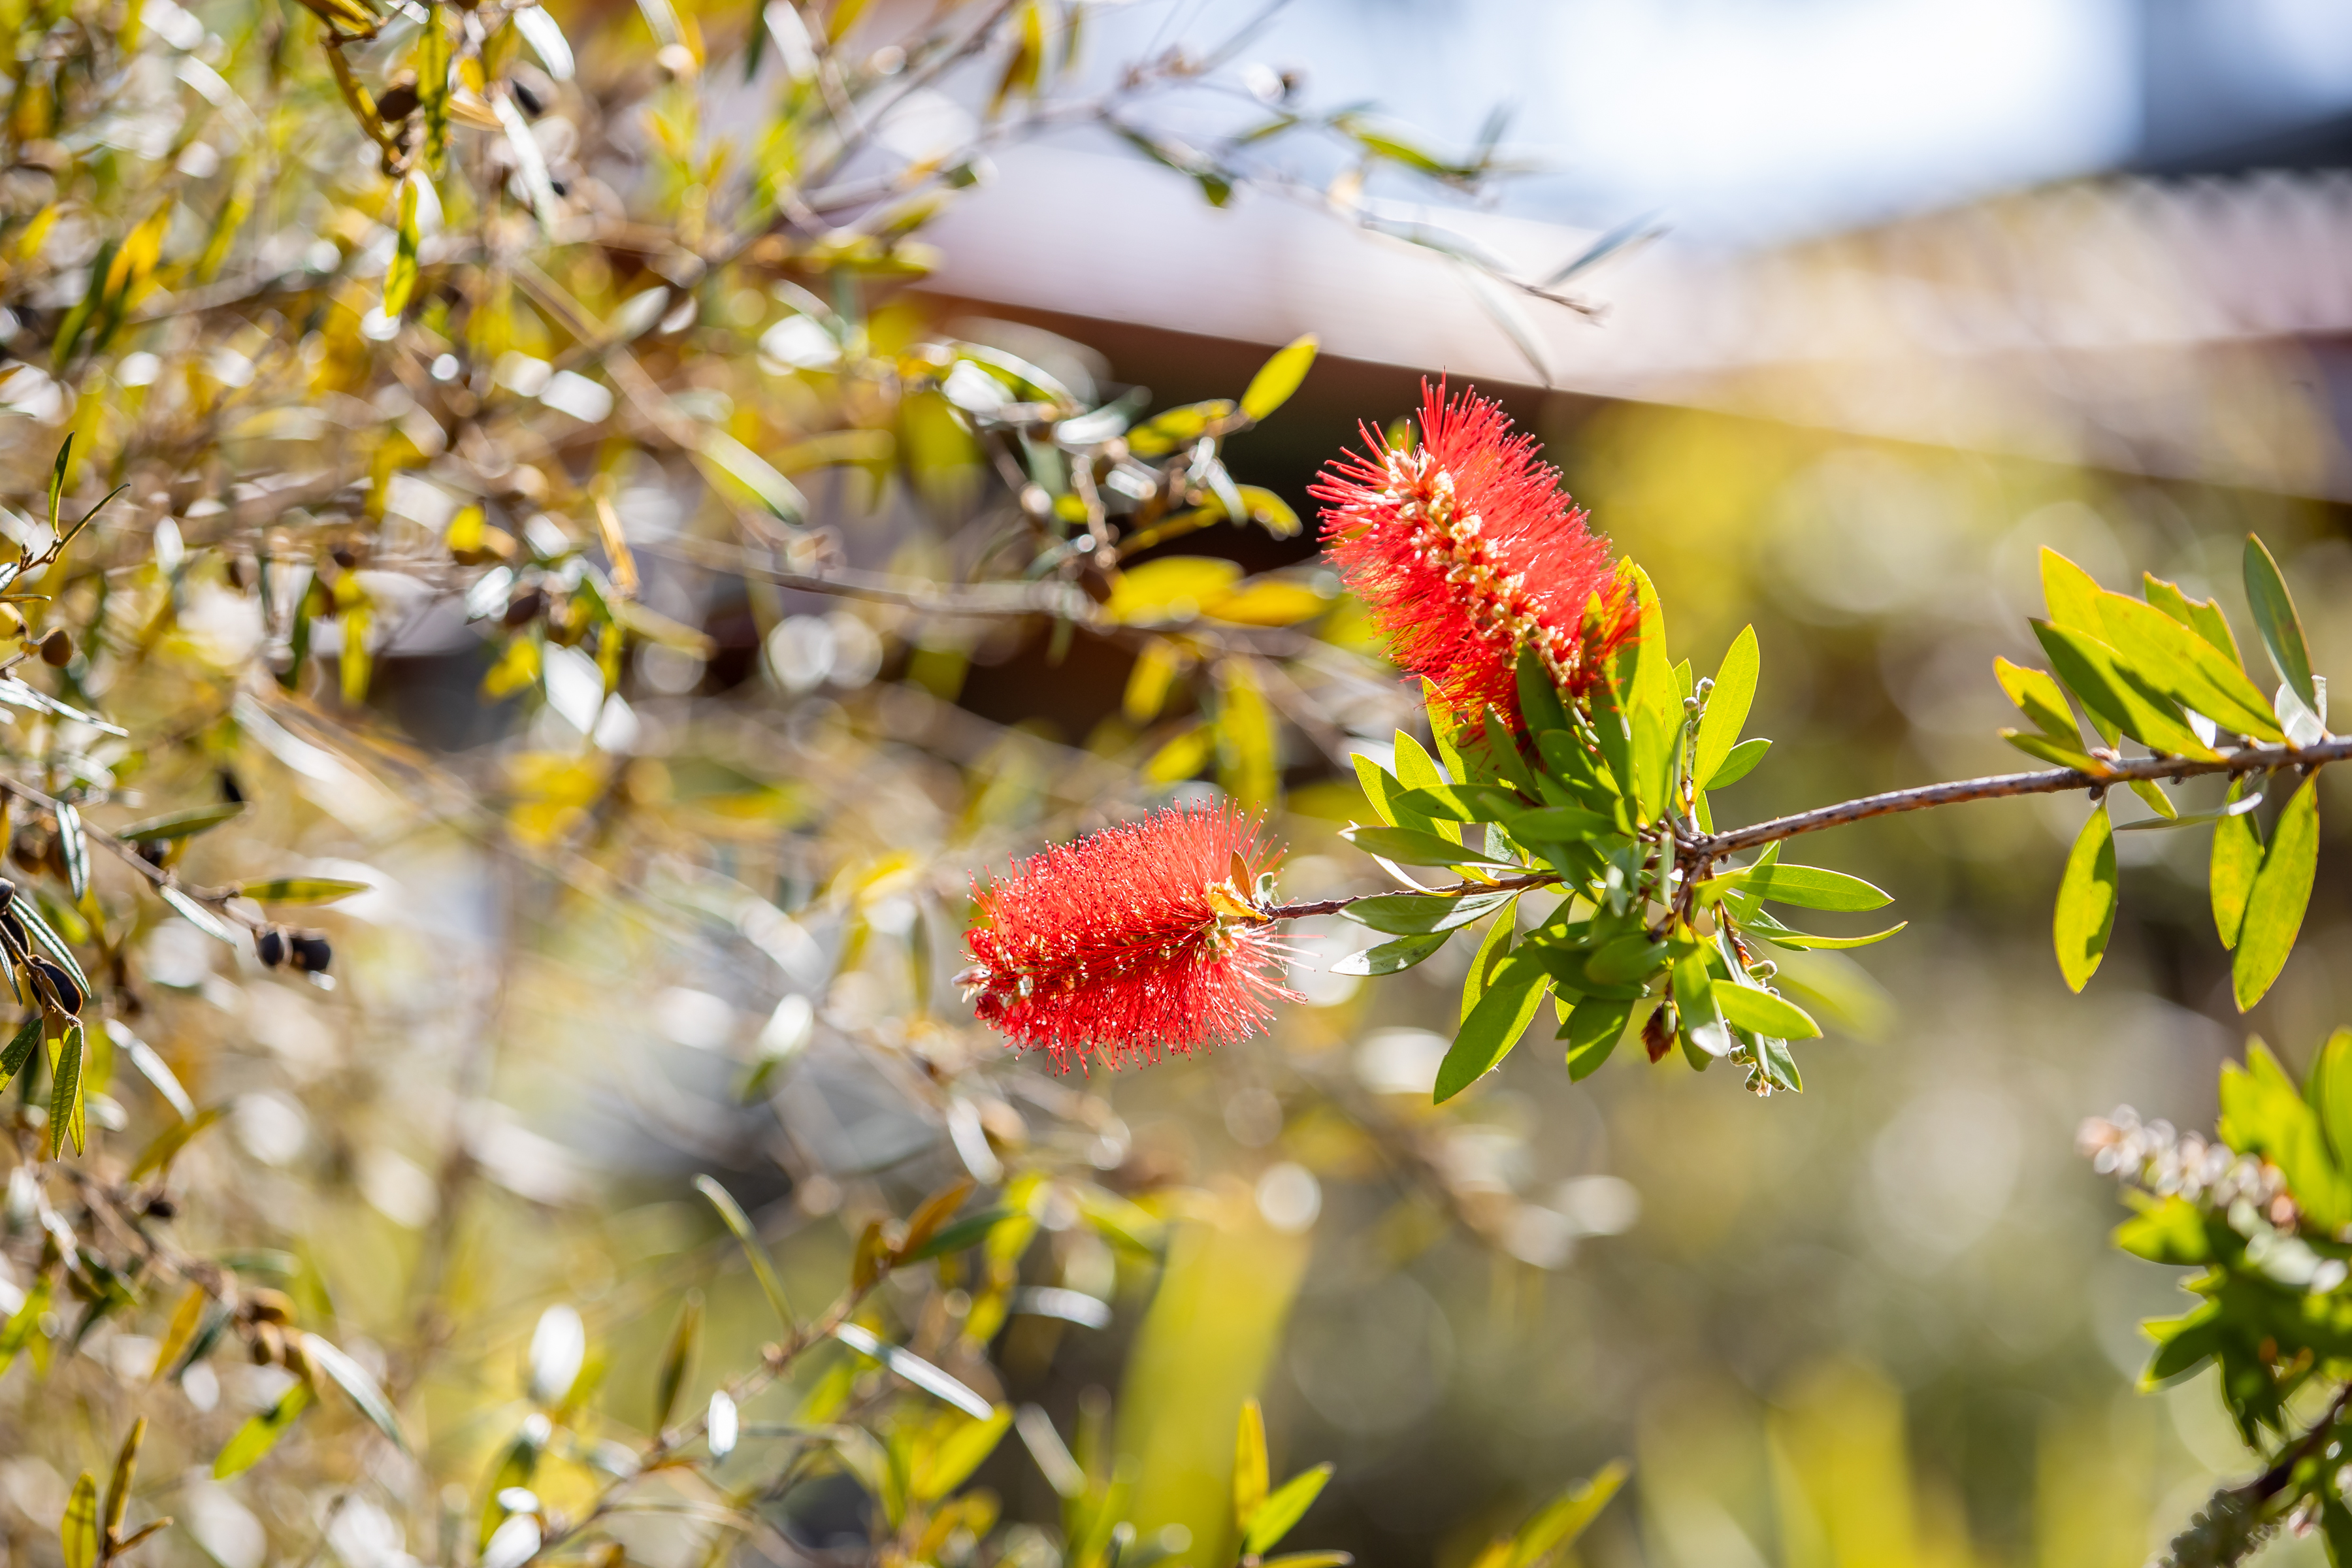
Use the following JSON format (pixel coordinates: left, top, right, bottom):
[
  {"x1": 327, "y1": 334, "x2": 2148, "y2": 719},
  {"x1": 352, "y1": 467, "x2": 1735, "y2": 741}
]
[
  {"x1": 959, "y1": 804, "x2": 1298, "y2": 1066},
  {"x1": 1312, "y1": 382, "x2": 1634, "y2": 723}
]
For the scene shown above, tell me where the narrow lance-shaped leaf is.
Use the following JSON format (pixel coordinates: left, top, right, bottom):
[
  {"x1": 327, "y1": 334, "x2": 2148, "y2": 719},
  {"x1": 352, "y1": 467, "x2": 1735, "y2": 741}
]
[
  {"x1": 2053, "y1": 802, "x2": 2117, "y2": 993},
  {"x1": 1246, "y1": 1464, "x2": 1335, "y2": 1557},
  {"x1": 2232, "y1": 776, "x2": 2319, "y2": 1013},
  {"x1": 1234, "y1": 1399, "x2": 1269, "y2": 1531},
  {"x1": 60, "y1": 1471, "x2": 96, "y2": 1568},
  {"x1": 1436, "y1": 962, "x2": 1549, "y2": 1104},
  {"x1": 48, "y1": 1022, "x2": 83, "y2": 1158},
  {"x1": 214, "y1": 1379, "x2": 314, "y2": 1478},
  {"x1": 1239, "y1": 335, "x2": 1317, "y2": 423},
  {"x1": 1709, "y1": 981, "x2": 1821, "y2": 1040},
  {"x1": 1561, "y1": 998, "x2": 1632, "y2": 1082},
  {"x1": 104, "y1": 1417, "x2": 145, "y2": 1539},
  {"x1": 653, "y1": 1290, "x2": 701, "y2": 1430},
  {"x1": 1331, "y1": 930, "x2": 1452, "y2": 976},
  {"x1": 1692, "y1": 625, "x2": 1757, "y2": 787},
  {"x1": 693, "y1": 1174, "x2": 794, "y2": 1329},
  {"x1": 302, "y1": 1333, "x2": 409, "y2": 1452},
  {"x1": 2212, "y1": 777, "x2": 2263, "y2": 949},
  {"x1": 2243, "y1": 534, "x2": 2317, "y2": 711},
  {"x1": 55, "y1": 802, "x2": 86, "y2": 904}
]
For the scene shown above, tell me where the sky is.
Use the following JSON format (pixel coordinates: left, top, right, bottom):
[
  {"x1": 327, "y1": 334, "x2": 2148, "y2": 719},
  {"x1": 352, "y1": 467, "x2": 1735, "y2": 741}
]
[{"x1": 1072, "y1": 0, "x2": 2352, "y2": 246}]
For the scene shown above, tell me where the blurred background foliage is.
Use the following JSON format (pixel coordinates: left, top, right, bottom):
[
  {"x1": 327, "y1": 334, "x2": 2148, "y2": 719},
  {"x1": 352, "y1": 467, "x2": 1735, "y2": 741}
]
[{"x1": 0, "y1": 0, "x2": 2349, "y2": 1566}]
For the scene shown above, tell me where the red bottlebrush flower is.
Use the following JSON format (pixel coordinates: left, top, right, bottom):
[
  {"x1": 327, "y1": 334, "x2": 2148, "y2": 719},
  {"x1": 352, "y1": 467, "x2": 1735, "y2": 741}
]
[
  {"x1": 1311, "y1": 382, "x2": 1634, "y2": 724},
  {"x1": 958, "y1": 804, "x2": 1298, "y2": 1067}
]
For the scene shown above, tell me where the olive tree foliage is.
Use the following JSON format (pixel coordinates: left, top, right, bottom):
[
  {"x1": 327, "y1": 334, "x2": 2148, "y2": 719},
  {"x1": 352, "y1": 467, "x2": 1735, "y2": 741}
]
[
  {"x1": 0, "y1": 3, "x2": 1632, "y2": 1568},
  {"x1": 0, "y1": 0, "x2": 2342, "y2": 1565}
]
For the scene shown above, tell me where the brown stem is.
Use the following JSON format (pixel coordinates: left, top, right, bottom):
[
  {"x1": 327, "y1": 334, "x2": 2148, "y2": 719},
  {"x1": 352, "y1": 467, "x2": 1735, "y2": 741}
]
[{"x1": 1678, "y1": 738, "x2": 2350, "y2": 864}]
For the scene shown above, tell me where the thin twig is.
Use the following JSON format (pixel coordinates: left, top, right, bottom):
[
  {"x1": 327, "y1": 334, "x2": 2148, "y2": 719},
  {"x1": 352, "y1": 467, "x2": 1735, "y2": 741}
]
[{"x1": 1679, "y1": 738, "x2": 2349, "y2": 864}]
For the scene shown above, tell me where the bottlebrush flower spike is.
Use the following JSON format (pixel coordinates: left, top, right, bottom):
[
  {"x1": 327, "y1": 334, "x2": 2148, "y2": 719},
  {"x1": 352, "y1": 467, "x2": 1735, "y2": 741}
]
[
  {"x1": 958, "y1": 804, "x2": 1299, "y2": 1066},
  {"x1": 1312, "y1": 382, "x2": 1634, "y2": 724}
]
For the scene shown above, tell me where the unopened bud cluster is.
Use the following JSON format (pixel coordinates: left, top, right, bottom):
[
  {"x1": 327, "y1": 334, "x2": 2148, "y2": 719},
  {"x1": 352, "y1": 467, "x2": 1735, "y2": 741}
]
[{"x1": 2078, "y1": 1107, "x2": 2285, "y2": 1216}]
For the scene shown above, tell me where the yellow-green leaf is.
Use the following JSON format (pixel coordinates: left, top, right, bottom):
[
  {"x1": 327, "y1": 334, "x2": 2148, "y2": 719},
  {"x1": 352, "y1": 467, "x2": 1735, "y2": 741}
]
[
  {"x1": 60, "y1": 1471, "x2": 96, "y2": 1568},
  {"x1": 1993, "y1": 656, "x2": 2080, "y2": 743},
  {"x1": 1233, "y1": 1398, "x2": 1269, "y2": 1530},
  {"x1": 235, "y1": 877, "x2": 371, "y2": 906},
  {"x1": 1105, "y1": 557, "x2": 1243, "y2": 624},
  {"x1": 1709, "y1": 981, "x2": 1821, "y2": 1039},
  {"x1": 1245, "y1": 1464, "x2": 1334, "y2": 1557},
  {"x1": 2053, "y1": 802, "x2": 2117, "y2": 993},
  {"x1": 216, "y1": 1380, "x2": 313, "y2": 1478},
  {"x1": 383, "y1": 172, "x2": 422, "y2": 318},
  {"x1": 1692, "y1": 625, "x2": 1757, "y2": 789},
  {"x1": 2212, "y1": 778, "x2": 2262, "y2": 950},
  {"x1": 1239, "y1": 334, "x2": 1317, "y2": 423},
  {"x1": 2232, "y1": 775, "x2": 2319, "y2": 1012}
]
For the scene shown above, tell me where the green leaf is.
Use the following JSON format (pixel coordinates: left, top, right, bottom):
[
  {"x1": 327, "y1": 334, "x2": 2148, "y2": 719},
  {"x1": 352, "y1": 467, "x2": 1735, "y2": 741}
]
[
  {"x1": 2095, "y1": 591, "x2": 2283, "y2": 741},
  {"x1": 2243, "y1": 534, "x2": 2317, "y2": 710},
  {"x1": 653, "y1": 1291, "x2": 700, "y2": 1429},
  {"x1": 2112, "y1": 1196, "x2": 2210, "y2": 1266},
  {"x1": 1331, "y1": 931, "x2": 1452, "y2": 976},
  {"x1": 48, "y1": 436, "x2": 71, "y2": 533},
  {"x1": 215, "y1": 1379, "x2": 313, "y2": 1478},
  {"x1": 697, "y1": 429, "x2": 808, "y2": 525},
  {"x1": 235, "y1": 877, "x2": 372, "y2": 906},
  {"x1": 911, "y1": 1406, "x2": 1011, "y2": 1503},
  {"x1": 48, "y1": 1022, "x2": 83, "y2": 1158},
  {"x1": 1505, "y1": 1461, "x2": 1628, "y2": 1568},
  {"x1": 1586, "y1": 677, "x2": 1635, "y2": 811},
  {"x1": 1245, "y1": 1464, "x2": 1334, "y2": 1557},
  {"x1": 1703, "y1": 736, "x2": 1769, "y2": 790},
  {"x1": 1436, "y1": 964, "x2": 1548, "y2": 1103},
  {"x1": 2218, "y1": 1041, "x2": 2352, "y2": 1233},
  {"x1": 0, "y1": 1270, "x2": 50, "y2": 1378},
  {"x1": 60, "y1": 1471, "x2": 95, "y2": 1568},
  {"x1": 1341, "y1": 825, "x2": 1516, "y2": 868},
  {"x1": 1993, "y1": 656, "x2": 2082, "y2": 743},
  {"x1": 1561, "y1": 998, "x2": 1632, "y2": 1081},
  {"x1": 2142, "y1": 573, "x2": 2244, "y2": 672},
  {"x1": 1671, "y1": 953, "x2": 1733, "y2": 1061},
  {"x1": 1582, "y1": 934, "x2": 1666, "y2": 988},
  {"x1": 1260, "y1": 1555, "x2": 1354, "y2": 1568},
  {"x1": 1514, "y1": 645, "x2": 1569, "y2": 735},
  {"x1": 1461, "y1": 911, "x2": 1517, "y2": 1024},
  {"x1": 383, "y1": 171, "x2": 421, "y2": 317},
  {"x1": 2030, "y1": 621, "x2": 2217, "y2": 760},
  {"x1": 1733, "y1": 864, "x2": 1892, "y2": 912},
  {"x1": 2052, "y1": 803, "x2": 2117, "y2": 994},
  {"x1": 118, "y1": 804, "x2": 246, "y2": 842},
  {"x1": 2232, "y1": 775, "x2": 2319, "y2": 1012},
  {"x1": 1999, "y1": 730, "x2": 2104, "y2": 772},
  {"x1": 1504, "y1": 805, "x2": 1615, "y2": 843},
  {"x1": 2309, "y1": 1026, "x2": 2352, "y2": 1171},
  {"x1": 1239, "y1": 335, "x2": 1317, "y2": 423},
  {"x1": 2039, "y1": 547, "x2": 2107, "y2": 637},
  {"x1": 1628, "y1": 704, "x2": 1674, "y2": 827},
  {"x1": 1744, "y1": 920, "x2": 1907, "y2": 952},
  {"x1": 55, "y1": 802, "x2": 86, "y2": 904},
  {"x1": 1343, "y1": 889, "x2": 1517, "y2": 936},
  {"x1": 302, "y1": 1333, "x2": 408, "y2": 1451},
  {"x1": 898, "y1": 1207, "x2": 1015, "y2": 1262},
  {"x1": 2127, "y1": 779, "x2": 2176, "y2": 821},
  {"x1": 159, "y1": 884, "x2": 242, "y2": 947},
  {"x1": 1390, "y1": 783, "x2": 1530, "y2": 823},
  {"x1": 0, "y1": 1013, "x2": 39, "y2": 1091},
  {"x1": 2212, "y1": 777, "x2": 2262, "y2": 949},
  {"x1": 694, "y1": 1175, "x2": 795, "y2": 1329},
  {"x1": 1390, "y1": 732, "x2": 1462, "y2": 843},
  {"x1": 1233, "y1": 1399, "x2": 1269, "y2": 1531},
  {"x1": 1692, "y1": 626, "x2": 1757, "y2": 789},
  {"x1": 1708, "y1": 981, "x2": 1821, "y2": 1039}
]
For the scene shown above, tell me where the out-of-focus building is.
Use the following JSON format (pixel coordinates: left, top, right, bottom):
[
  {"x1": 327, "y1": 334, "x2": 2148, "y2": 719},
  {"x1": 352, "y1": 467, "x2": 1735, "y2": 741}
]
[{"x1": 917, "y1": 0, "x2": 2352, "y2": 504}]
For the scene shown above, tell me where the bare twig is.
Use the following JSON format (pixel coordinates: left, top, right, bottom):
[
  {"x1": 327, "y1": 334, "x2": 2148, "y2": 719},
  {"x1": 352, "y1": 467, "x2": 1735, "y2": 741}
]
[{"x1": 1678, "y1": 738, "x2": 2349, "y2": 864}]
